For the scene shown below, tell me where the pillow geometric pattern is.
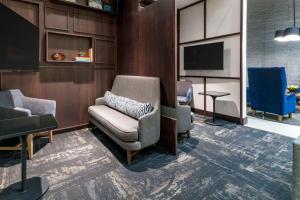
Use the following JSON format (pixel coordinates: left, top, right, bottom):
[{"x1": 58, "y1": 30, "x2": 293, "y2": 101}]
[{"x1": 104, "y1": 91, "x2": 153, "y2": 119}]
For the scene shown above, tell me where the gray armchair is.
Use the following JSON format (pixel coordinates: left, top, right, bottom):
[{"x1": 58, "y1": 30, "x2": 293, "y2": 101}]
[
  {"x1": 177, "y1": 102, "x2": 193, "y2": 137},
  {"x1": 177, "y1": 81, "x2": 193, "y2": 105},
  {"x1": 294, "y1": 135, "x2": 300, "y2": 199},
  {"x1": 0, "y1": 89, "x2": 56, "y2": 159}
]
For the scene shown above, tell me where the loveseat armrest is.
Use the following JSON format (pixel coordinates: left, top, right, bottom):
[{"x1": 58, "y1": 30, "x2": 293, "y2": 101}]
[
  {"x1": 294, "y1": 135, "x2": 300, "y2": 199},
  {"x1": 138, "y1": 107, "x2": 160, "y2": 148},
  {"x1": 95, "y1": 97, "x2": 106, "y2": 105},
  {"x1": 23, "y1": 97, "x2": 56, "y2": 117}
]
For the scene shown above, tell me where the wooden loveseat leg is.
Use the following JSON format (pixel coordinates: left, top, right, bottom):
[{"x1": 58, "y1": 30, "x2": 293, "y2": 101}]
[
  {"x1": 278, "y1": 115, "x2": 283, "y2": 122},
  {"x1": 27, "y1": 134, "x2": 34, "y2": 160},
  {"x1": 127, "y1": 151, "x2": 132, "y2": 165},
  {"x1": 289, "y1": 113, "x2": 293, "y2": 118},
  {"x1": 49, "y1": 130, "x2": 53, "y2": 143},
  {"x1": 127, "y1": 151, "x2": 138, "y2": 165}
]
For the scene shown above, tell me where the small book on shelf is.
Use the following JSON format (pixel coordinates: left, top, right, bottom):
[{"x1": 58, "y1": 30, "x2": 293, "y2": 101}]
[{"x1": 88, "y1": 48, "x2": 94, "y2": 62}]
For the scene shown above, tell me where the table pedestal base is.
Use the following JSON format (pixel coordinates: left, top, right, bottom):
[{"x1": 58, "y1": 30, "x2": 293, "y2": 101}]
[
  {"x1": 204, "y1": 118, "x2": 225, "y2": 126},
  {"x1": 0, "y1": 177, "x2": 49, "y2": 200}
]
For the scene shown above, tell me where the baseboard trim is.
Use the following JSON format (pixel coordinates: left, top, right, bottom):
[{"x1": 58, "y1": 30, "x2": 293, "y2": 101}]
[
  {"x1": 192, "y1": 108, "x2": 247, "y2": 125},
  {"x1": 53, "y1": 123, "x2": 91, "y2": 135}
]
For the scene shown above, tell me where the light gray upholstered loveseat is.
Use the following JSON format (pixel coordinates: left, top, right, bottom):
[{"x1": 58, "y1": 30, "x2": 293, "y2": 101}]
[{"x1": 88, "y1": 75, "x2": 160, "y2": 164}]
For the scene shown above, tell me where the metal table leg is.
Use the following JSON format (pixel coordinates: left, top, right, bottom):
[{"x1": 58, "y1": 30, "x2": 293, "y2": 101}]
[
  {"x1": 0, "y1": 135, "x2": 49, "y2": 200},
  {"x1": 204, "y1": 96, "x2": 224, "y2": 126}
]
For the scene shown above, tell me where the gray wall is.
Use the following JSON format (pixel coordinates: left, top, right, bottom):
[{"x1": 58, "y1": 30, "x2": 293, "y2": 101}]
[{"x1": 248, "y1": 0, "x2": 300, "y2": 85}]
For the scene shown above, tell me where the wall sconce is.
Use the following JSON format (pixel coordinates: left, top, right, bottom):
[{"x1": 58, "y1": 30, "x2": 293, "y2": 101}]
[{"x1": 139, "y1": 0, "x2": 157, "y2": 8}]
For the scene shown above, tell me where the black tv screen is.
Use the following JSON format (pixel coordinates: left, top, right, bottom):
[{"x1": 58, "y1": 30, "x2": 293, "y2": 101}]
[
  {"x1": 0, "y1": 3, "x2": 39, "y2": 71},
  {"x1": 184, "y1": 42, "x2": 224, "y2": 70}
]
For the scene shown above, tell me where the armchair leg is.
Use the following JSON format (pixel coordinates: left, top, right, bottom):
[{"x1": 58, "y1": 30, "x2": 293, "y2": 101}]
[
  {"x1": 252, "y1": 110, "x2": 256, "y2": 115},
  {"x1": 289, "y1": 113, "x2": 293, "y2": 118},
  {"x1": 27, "y1": 134, "x2": 34, "y2": 160},
  {"x1": 49, "y1": 130, "x2": 53, "y2": 143},
  {"x1": 186, "y1": 131, "x2": 191, "y2": 138},
  {"x1": 278, "y1": 115, "x2": 283, "y2": 122}
]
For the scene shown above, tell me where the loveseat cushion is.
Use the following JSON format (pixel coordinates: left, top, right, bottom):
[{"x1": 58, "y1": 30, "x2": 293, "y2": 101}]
[
  {"x1": 88, "y1": 105, "x2": 139, "y2": 142},
  {"x1": 104, "y1": 91, "x2": 153, "y2": 119}
]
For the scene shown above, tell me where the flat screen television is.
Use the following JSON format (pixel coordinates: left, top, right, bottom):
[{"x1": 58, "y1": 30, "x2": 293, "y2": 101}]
[
  {"x1": 184, "y1": 42, "x2": 224, "y2": 70},
  {"x1": 0, "y1": 3, "x2": 39, "y2": 71}
]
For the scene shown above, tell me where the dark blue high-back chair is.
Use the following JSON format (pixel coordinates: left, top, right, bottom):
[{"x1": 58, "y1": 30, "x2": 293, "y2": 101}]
[{"x1": 248, "y1": 67, "x2": 296, "y2": 118}]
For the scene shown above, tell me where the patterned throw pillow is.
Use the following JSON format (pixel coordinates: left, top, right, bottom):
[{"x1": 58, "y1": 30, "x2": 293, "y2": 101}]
[{"x1": 104, "y1": 91, "x2": 153, "y2": 119}]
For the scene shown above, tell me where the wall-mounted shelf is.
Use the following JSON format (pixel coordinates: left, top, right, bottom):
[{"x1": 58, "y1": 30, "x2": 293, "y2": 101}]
[
  {"x1": 51, "y1": 0, "x2": 119, "y2": 15},
  {"x1": 46, "y1": 31, "x2": 94, "y2": 64}
]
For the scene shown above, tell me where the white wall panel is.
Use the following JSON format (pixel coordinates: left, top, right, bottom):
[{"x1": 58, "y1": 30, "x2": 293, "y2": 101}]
[
  {"x1": 206, "y1": 0, "x2": 241, "y2": 38},
  {"x1": 206, "y1": 79, "x2": 240, "y2": 117},
  {"x1": 180, "y1": 2, "x2": 205, "y2": 43},
  {"x1": 175, "y1": 0, "x2": 200, "y2": 9}
]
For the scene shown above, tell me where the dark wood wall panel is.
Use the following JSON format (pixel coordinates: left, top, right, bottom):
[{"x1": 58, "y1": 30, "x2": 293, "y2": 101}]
[
  {"x1": 94, "y1": 69, "x2": 115, "y2": 97},
  {"x1": 95, "y1": 39, "x2": 115, "y2": 64},
  {"x1": 117, "y1": 0, "x2": 176, "y2": 108},
  {"x1": 1, "y1": 72, "x2": 41, "y2": 97},
  {"x1": 45, "y1": 6, "x2": 69, "y2": 31},
  {"x1": 117, "y1": 0, "x2": 139, "y2": 75},
  {"x1": 0, "y1": 0, "x2": 117, "y2": 130},
  {"x1": 74, "y1": 11, "x2": 116, "y2": 37},
  {"x1": 117, "y1": 0, "x2": 177, "y2": 154},
  {"x1": 159, "y1": 116, "x2": 177, "y2": 155}
]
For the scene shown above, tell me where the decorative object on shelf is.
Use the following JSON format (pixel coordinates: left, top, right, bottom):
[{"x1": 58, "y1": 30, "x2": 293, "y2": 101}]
[
  {"x1": 78, "y1": 51, "x2": 88, "y2": 57},
  {"x1": 139, "y1": 0, "x2": 157, "y2": 8},
  {"x1": 88, "y1": 0, "x2": 103, "y2": 9},
  {"x1": 102, "y1": 0, "x2": 112, "y2": 12},
  {"x1": 275, "y1": 0, "x2": 300, "y2": 42},
  {"x1": 288, "y1": 85, "x2": 299, "y2": 93},
  {"x1": 74, "y1": 48, "x2": 93, "y2": 62},
  {"x1": 51, "y1": 53, "x2": 65, "y2": 61}
]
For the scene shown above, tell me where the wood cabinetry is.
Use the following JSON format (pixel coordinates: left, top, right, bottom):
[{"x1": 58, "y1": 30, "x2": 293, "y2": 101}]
[
  {"x1": 46, "y1": 31, "x2": 94, "y2": 63},
  {"x1": 0, "y1": 0, "x2": 117, "y2": 130},
  {"x1": 45, "y1": 6, "x2": 69, "y2": 31},
  {"x1": 52, "y1": 0, "x2": 119, "y2": 15}
]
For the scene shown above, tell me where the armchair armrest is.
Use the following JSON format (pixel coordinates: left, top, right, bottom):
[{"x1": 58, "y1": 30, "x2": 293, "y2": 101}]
[
  {"x1": 286, "y1": 93, "x2": 296, "y2": 99},
  {"x1": 95, "y1": 97, "x2": 106, "y2": 105},
  {"x1": 14, "y1": 107, "x2": 32, "y2": 116},
  {"x1": 138, "y1": 107, "x2": 161, "y2": 148},
  {"x1": 293, "y1": 136, "x2": 300, "y2": 199},
  {"x1": 23, "y1": 97, "x2": 56, "y2": 117}
]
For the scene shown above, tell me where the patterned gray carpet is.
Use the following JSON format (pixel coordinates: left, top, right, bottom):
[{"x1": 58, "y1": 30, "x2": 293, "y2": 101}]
[{"x1": 0, "y1": 119, "x2": 294, "y2": 200}]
